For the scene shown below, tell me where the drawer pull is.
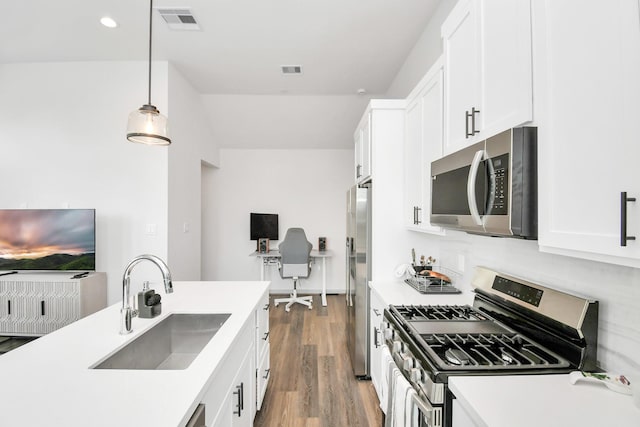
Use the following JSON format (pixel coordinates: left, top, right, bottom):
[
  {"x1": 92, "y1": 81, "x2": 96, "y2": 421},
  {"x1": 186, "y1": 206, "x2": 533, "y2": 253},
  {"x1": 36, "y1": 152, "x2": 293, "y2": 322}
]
[
  {"x1": 263, "y1": 368, "x2": 271, "y2": 379},
  {"x1": 263, "y1": 303, "x2": 270, "y2": 311},
  {"x1": 262, "y1": 331, "x2": 270, "y2": 341}
]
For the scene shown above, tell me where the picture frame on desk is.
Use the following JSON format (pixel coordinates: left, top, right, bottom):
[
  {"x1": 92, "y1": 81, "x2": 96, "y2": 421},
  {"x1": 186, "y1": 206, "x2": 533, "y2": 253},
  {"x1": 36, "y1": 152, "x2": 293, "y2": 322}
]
[{"x1": 258, "y1": 238, "x2": 269, "y2": 253}]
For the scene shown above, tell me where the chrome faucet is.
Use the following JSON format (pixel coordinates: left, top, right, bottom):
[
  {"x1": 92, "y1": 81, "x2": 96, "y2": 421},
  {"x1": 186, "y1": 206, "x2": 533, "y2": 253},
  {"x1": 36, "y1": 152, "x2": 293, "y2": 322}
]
[{"x1": 120, "y1": 254, "x2": 173, "y2": 334}]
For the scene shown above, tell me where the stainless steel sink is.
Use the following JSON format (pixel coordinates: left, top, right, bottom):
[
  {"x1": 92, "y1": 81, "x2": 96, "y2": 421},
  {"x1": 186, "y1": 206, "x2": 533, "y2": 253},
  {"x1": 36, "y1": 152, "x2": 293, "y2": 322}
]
[{"x1": 93, "y1": 313, "x2": 231, "y2": 370}]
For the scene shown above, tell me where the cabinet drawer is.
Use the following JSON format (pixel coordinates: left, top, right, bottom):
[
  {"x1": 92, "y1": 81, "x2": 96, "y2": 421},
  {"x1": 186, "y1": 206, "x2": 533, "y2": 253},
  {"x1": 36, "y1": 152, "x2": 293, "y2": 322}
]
[{"x1": 256, "y1": 346, "x2": 270, "y2": 411}]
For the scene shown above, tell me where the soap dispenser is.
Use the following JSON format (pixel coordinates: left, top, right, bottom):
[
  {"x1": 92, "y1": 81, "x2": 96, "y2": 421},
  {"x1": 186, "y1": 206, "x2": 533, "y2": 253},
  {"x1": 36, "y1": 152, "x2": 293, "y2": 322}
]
[{"x1": 138, "y1": 281, "x2": 162, "y2": 318}]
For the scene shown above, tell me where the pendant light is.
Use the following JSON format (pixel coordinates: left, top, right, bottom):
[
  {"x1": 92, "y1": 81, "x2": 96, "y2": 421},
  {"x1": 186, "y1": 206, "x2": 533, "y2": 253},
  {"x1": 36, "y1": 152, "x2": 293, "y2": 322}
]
[{"x1": 126, "y1": 0, "x2": 171, "y2": 145}]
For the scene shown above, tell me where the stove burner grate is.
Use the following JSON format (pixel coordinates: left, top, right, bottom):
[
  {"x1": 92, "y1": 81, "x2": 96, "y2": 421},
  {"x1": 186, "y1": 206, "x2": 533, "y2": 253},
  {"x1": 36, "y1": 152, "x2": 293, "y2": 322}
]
[
  {"x1": 420, "y1": 333, "x2": 570, "y2": 369},
  {"x1": 393, "y1": 305, "x2": 489, "y2": 321}
]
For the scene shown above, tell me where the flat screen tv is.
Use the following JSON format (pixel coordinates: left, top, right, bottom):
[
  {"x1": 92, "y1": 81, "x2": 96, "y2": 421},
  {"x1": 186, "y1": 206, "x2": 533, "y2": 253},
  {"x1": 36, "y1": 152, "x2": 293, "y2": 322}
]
[
  {"x1": 0, "y1": 209, "x2": 96, "y2": 271},
  {"x1": 250, "y1": 213, "x2": 279, "y2": 241}
]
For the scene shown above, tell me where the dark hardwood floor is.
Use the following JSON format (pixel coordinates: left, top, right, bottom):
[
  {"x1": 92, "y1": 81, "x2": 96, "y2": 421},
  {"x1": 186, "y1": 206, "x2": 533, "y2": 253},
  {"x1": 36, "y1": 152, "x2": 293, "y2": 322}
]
[{"x1": 254, "y1": 294, "x2": 383, "y2": 427}]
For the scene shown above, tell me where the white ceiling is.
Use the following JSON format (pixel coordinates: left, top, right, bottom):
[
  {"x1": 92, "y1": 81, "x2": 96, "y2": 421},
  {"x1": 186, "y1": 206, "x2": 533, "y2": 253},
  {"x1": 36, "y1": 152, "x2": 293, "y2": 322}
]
[{"x1": 2, "y1": 0, "x2": 442, "y2": 95}]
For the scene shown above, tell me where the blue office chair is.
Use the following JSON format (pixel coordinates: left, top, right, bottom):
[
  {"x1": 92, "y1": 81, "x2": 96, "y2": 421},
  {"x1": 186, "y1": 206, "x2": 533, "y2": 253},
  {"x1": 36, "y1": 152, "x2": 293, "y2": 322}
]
[{"x1": 274, "y1": 228, "x2": 313, "y2": 312}]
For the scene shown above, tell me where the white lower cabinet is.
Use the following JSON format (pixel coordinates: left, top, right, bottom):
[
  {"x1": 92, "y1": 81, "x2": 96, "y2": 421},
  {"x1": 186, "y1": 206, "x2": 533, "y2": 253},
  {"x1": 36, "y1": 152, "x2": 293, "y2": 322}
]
[
  {"x1": 256, "y1": 345, "x2": 270, "y2": 410},
  {"x1": 255, "y1": 292, "x2": 270, "y2": 410},
  {"x1": 204, "y1": 319, "x2": 256, "y2": 427},
  {"x1": 203, "y1": 290, "x2": 270, "y2": 427},
  {"x1": 452, "y1": 398, "x2": 481, "y2": 427},
  {"x1": 369, "y1": 288, "x2": 387, "y2": 402}
]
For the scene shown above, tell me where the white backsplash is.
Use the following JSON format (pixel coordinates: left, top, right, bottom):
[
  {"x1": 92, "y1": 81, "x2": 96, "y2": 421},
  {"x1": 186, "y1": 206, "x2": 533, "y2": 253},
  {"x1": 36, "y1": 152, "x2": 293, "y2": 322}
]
[{"x1": 411, "y1": 230, "x2": 640, "y2": 376}]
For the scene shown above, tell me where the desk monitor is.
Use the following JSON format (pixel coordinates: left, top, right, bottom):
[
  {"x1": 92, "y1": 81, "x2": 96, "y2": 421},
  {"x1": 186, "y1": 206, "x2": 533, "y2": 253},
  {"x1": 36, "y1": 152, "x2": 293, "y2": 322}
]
[{"x1": 250, "y1": 213, "x2": 279, "y2": 241}]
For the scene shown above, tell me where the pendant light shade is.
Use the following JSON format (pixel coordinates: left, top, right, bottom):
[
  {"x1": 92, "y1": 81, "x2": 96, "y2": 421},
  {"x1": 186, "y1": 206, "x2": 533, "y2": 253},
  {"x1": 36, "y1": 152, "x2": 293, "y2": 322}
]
[
  {"x1": 127, "y1": 0, "x2": 171, "y2": 145},
  {"x1": 127, "y1": 104, "x2": 170, "y2": 145}
]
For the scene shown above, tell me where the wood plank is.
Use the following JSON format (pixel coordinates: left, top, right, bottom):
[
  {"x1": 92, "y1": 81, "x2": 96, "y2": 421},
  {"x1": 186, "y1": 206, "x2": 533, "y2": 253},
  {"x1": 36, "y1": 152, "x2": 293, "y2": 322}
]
[{"x1": 298, "y1": 344, "x2": 319, "y2": 418}]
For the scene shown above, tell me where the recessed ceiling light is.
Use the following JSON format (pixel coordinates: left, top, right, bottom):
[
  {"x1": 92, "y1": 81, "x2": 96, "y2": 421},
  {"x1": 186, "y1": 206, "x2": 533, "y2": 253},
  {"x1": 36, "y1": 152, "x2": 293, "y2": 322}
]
[
  {"x1": 357, "y1": 88, "x2": 367, "y2": 95},
  {"x1": 100, "y1": 16, "x2": 118, "y2": 28}
]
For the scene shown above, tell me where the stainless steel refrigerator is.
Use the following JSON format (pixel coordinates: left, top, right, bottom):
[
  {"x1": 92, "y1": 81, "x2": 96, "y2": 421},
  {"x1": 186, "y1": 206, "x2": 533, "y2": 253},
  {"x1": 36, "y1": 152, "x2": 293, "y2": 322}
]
[{"x1": 346, "y1": 183, "x2": 371, "y2": 378}]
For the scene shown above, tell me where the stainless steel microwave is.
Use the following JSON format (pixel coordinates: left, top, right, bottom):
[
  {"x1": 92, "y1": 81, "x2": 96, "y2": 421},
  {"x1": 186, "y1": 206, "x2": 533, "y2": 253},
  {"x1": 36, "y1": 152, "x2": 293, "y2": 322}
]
[{"x1": 430, "y1": 127, "x2": 537, "y2": 239}]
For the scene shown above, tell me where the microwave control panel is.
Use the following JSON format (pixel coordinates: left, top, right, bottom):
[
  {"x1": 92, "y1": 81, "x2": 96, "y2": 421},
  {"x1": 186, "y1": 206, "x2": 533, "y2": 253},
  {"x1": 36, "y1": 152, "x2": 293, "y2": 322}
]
[{"x1": 489, "y1": 154, "x2": 509, "y2": 214}]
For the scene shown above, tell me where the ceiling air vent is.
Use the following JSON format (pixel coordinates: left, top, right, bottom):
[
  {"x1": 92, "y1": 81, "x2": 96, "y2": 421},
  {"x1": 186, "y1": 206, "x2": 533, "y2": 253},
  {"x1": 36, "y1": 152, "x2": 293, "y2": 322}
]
[
  {"x1": 157, "y1": 8, "x2": 201, "y2": 31},
  {"x1": 281, "y1": 65, "x2": 303, "y2": 75}
]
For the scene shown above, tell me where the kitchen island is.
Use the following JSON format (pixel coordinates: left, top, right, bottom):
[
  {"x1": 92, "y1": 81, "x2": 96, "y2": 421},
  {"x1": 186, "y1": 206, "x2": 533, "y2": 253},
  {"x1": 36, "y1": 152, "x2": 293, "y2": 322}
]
[{"x1": 0, "y1": 280, "x2": 270, "y2": 427}]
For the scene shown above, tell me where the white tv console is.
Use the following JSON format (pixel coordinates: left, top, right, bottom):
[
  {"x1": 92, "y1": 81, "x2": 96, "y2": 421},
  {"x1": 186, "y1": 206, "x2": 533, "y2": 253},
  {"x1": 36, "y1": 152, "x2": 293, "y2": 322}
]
[{"x1": 0, "y1": 272, "x2": 107, "y2": 336}]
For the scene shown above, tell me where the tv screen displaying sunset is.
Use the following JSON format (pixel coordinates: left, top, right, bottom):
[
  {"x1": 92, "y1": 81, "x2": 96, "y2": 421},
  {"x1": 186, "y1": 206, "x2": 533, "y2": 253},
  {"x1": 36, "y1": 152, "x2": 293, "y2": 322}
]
[{"x1": 0, "y1": 209, "x2": 95, "y2": 271}]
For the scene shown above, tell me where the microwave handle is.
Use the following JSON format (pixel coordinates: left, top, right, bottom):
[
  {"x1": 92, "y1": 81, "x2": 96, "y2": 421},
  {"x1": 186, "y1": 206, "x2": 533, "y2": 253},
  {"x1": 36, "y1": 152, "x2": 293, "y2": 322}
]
[{"x1": 467, "y1": 150, "x2": 485, "y2": 225}]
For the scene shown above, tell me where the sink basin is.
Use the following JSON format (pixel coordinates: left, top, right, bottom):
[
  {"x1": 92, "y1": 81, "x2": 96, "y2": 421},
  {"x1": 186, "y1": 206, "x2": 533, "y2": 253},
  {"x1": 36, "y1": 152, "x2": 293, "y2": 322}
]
[{"x1": 93, "y1": 313, "x2": 231, "y2": 370}]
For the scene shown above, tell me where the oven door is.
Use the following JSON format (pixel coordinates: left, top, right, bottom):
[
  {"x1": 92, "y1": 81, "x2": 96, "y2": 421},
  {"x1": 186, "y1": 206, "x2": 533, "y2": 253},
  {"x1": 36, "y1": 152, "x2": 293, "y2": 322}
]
[{"x1": 430, "y1": 140, "x2": 490, "y2": 233}]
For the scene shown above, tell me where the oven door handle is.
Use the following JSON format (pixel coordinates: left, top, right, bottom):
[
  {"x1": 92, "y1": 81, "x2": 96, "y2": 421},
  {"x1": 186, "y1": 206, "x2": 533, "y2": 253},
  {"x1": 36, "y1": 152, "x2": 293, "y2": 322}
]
[
  {"x1": 467, "y1": 149, "x2": 485, "y2": 226},
  {"x1": 411, "y1": 392, "x2": 434, "y2": 425}
]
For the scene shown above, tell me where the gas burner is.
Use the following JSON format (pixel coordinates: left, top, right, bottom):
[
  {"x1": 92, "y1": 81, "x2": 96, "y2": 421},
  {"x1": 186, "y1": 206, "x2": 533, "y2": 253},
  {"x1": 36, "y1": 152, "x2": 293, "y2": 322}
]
[{"x1": 393, "y1": 305, "x2": 489, "y2": 321}]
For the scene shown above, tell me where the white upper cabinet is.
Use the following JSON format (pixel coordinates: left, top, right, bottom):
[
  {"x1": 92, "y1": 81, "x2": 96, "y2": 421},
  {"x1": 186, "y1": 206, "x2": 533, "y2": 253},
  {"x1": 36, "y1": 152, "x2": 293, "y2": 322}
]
[
  {"x1": 442, "y1": 0, "x2": 533, "y2": 155},
  {"x1": 535, "y1": 0, "x2": 640, "y2": 267},
  {"x1": 404, "y1": 57, "x2": 445, "y2": 234}
]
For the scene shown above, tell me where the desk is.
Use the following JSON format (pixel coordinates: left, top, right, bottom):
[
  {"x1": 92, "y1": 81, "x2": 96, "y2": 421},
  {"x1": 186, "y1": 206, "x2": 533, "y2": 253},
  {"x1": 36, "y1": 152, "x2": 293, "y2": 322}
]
[{"x1": 251, "y1": 249, "x2": 333, "y2": 306}]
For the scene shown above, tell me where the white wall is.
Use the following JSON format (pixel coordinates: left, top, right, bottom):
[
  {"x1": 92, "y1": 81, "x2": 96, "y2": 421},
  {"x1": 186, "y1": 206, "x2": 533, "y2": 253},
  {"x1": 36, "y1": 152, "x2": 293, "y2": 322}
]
[
  {"x1": 167, "y1": 64, "x2": 219, "y2": 281},
  {"x1": 201, "y1": 94, "x2": 374, "y2": 149},
  {"x1": 0, "y1": 61, "x2": 170, "y2": 304},
  {"x1": 202, "y1": 149, "x2": 353, "y2": 294},
  {"x1": 385, "y1": 0, "x2": 458, "y2": 98}
]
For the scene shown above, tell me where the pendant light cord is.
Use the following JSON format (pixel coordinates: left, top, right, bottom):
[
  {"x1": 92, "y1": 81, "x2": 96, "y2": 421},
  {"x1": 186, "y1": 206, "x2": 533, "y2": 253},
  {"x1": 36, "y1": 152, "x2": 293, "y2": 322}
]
[{"x1": 147, "y1": 0, "x2": 153, "y2": 105}]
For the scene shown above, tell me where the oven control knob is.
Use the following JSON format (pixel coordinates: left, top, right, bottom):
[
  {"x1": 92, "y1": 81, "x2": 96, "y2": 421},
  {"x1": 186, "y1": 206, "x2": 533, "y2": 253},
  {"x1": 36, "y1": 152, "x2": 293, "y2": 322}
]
[
  {"x1": 392, "y1": 340, "x2": 402, "y2": 353},
  {"x1": 410, "y1": 368, "x2": 422, "y2": 383},
  {"x1": 402, "y1": 356, "x2": 415, "y2": 371},
  {"x1": 384, "y1": 328, "x2": 395, "y2": 340}
]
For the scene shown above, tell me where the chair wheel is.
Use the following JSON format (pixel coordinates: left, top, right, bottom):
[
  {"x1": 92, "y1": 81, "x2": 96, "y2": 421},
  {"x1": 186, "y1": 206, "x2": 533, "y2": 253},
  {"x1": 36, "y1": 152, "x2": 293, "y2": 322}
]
[
  {"x1": 285, "y1": 307, "x2": 290, "y2": 312},
  {"x1": 274, "y1": 302, "x2": 279, "y2": 306},
  {"x1": 308, "y1": 306, "x2": 312, "y2": 310}
]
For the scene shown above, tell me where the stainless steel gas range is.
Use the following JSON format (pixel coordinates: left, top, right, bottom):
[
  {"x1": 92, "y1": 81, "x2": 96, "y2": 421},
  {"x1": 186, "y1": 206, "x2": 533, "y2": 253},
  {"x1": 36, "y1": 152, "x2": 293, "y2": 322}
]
[{"x1": 381, "y1": 267, "x2": 598, "y2": 427}]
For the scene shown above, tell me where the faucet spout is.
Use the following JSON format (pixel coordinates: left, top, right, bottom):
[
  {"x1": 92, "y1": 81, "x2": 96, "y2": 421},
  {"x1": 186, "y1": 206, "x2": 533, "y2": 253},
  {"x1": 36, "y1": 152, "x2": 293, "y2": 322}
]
[{"x1": 120, "y1": 254, "x2": 173, "y2": 335}]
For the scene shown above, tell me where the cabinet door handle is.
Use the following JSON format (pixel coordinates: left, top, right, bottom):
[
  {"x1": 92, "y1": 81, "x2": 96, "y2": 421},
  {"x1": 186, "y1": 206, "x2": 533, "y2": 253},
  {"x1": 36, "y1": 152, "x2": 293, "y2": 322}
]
[
  {"x1": 465, "y1": 110, "x2": 471, "y2": 138},
  {"x1": 471, "y1": 107, "x2": 480, "y2": 135},
  {"x1": 356, "y1": 164, "x2": 362, "y2": 178},
  {"x1": 374, "y1": 326, "x2": 380, "y2": 348},
  {"x1": 7, "y1": 300, "x2": 10, "y2": 315},
  {"x1": 40, "y1": 300, "x2": 45, "y2": 316},
  {"x1": 372, "y1": 308, "x2": 381, "y2": 317},
  {"x1": 621, "y1": 191, "x2": 636, "y2": 246},
  {"x1": 263, "y1": 303, "x2": 270, "y2": 311},
  {"x1": 263, "y1": 368, "x2": 271, "y2": 379},
  {"x1": 233, "y1": 383, "x2": 243, "y2": 416},
  {"x1": 416, "y1": 206, "x2": 422, "y2": 225},
  {"x1": 262, "y1": 331, "x2": 270, "y2": 341}
]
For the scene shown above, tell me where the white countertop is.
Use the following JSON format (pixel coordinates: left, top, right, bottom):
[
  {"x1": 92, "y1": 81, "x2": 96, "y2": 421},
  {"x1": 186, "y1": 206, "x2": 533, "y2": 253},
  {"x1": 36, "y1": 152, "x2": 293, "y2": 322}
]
[
  {"x1": 0, "y1": 280, "x2": 269, "y2": 427},
  {"x1": 370, "y1": 279, "x2": 475, "y2": 306},
  {"x1": 449, "y1": 374, "x2": 640, "y2": 427}
]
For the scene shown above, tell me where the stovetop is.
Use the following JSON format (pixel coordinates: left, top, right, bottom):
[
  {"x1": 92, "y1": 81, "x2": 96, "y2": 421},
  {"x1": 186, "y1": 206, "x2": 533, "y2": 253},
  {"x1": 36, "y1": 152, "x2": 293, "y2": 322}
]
[{"x1": 388, "y1": 304, "x2": 572, "y2": 372}]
